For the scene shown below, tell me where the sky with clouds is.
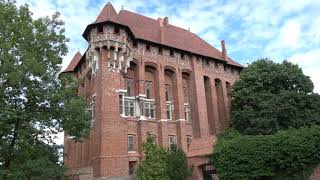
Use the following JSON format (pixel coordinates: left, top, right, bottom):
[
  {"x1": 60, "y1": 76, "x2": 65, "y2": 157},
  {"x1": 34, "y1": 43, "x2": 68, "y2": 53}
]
[
  {"x1": 14, "y1": 0, "x2": 320, "y2": 145},
  {"x1": 16, "y1": 0, "x2": 320, "y2": 94}
]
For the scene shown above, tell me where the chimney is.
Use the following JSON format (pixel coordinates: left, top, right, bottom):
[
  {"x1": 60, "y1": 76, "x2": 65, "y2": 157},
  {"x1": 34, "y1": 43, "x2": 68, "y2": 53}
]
[
  {"x1": 221, "y1": 40, "x2": 227, "y2": 61},
  {"x1": 159, "y1": 18, "x2": 164, "y2": 43},
  {"x1": 163, "y1": 17, "x2": 169, "y2": 27},
  {"x1": 157, "y1": 18, "x2": 163, "y2": 27}
]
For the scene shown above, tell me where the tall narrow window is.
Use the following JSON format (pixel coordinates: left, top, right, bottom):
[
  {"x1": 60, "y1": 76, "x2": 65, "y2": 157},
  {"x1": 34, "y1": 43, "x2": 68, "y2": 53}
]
[
  {"x1": 97, "y1": 25, "x2": 103, "y2": 33},
  {"x1": 128, "y1": 135, "x2": 135, "y2": 152},
  {"x1": 114, "y1": 26, "x2": 120, "y2": 34},
  {"x1": 168, "y1": 135, "x2": 176, "y2": 150},
  {"x1": 145, "y1": 81, "x2": 152, "y2": 99},
  {"x1": 184, "y1": 103, "x2": 190, "y2": 121},
  {"x1": 133, "y1": 40, "x2": 138, "y2": 48},
  {"x1": 183, "y1": 85, "x2": 191, "y2": 121},
  {"x1": 166, "y1": 103, "x2": 173, "y2": 120},
  {"x1": 165, "y1": 85, "x2": 173, "y2": 120},
  {"x1": 146, "y1": 44, "x2": 150, "y2": 51},
  {"x1": 119, "y1": 94, "x2": 123, "y2": 115},
  {"x1": 91, "y1": 95, "x2": 96, "y2": 120},
  {"x1": 183, "y1": 87, "x2": 189, "y2": 102},
  {"x1": 89, "y1": 95, "x2": 96, "y2": 127},
  {"x1": 159, "y1": 47, "x2": 163, "y2": 54},
  {"x1": 129, "y1": 101, "x2": 134, "y2": 116},
  {"x1": 187, "y1": 135, "x2": 192, "y2": 150},
  {"x1": 181, "y1": 53, "x2": 185, "y2": 59},
  {"x1": 129, "y1": 162, "x2": 136, "y2": 175},
  {"x1": 165, "y1": 85, "x2": 172, "y2": 101},
  {"x1": 144, "y1": 100, "x2": 155, "y2": 119},
  {"x1": 125, "y1": 78, "x2": 133, "y2": 96},
  {"x1": 124, "y1": 100, "x2": 135, "y2": 117},
  {"x1": 170, "y1": 49, "x2": 174, "y2": 57}
]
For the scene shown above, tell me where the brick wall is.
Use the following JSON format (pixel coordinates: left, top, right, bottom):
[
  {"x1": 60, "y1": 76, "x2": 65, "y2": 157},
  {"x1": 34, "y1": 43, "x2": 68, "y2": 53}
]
[{"x1": 64, "y1": 22, "x2": 240, "y2": 179}]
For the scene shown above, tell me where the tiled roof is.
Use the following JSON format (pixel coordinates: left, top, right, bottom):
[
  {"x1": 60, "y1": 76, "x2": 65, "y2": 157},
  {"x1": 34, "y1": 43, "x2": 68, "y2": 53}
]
[
  {"x1": 63, "y1": 51, "x2": 82, "y2": 72},
  {"x1": 187, "y1": 135, "x2": 216, "y2": 158},
  {"x1": 96, "y1": 2, "x2": 117, "y2": 23},
  {"x1": 83, "y1": 3, "x2": 242, "y2": 68}
]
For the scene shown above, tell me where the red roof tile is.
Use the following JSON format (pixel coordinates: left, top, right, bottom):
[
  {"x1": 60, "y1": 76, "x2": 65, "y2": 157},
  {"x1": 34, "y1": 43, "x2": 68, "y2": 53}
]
[
  {"x1": 82, "y1": 3, "x2": 243, "y2": 68},
  {"x1": 95, "y1": 2, "x2": 117, "y2": 23},
  {"x1": 63, "y1": 51, "x2": 82, "y2": 72}
]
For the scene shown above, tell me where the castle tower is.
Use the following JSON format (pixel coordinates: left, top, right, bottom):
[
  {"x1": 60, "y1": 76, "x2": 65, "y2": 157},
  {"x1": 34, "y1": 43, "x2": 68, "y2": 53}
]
[{"x1": 63, "y1": 2, "x2": 242, "y2": 180}]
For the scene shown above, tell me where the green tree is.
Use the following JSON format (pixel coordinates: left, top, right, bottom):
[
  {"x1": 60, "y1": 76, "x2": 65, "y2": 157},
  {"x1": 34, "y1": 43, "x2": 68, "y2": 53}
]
[
  {"x1": 212, "y1": 127, "x2": 320, "y2": 180},
  {"x1": 136, "y1": 135, "x2": 169, "y2": 180},
  {"x1": 231, "y1": 59, "x2": 320, "y2": 135},
  {"x1": 136, "y1": 135, "x2": 192, "y2": 180},
  {"x1": 0, "y1": 1, "x2": 90, "y2": 179},
  {"x1": 166, "y1": 145, "x2": 193, "y2": 180},
  {"x1": 211, "y1": 59, "x2": 320, "y2": 179}
]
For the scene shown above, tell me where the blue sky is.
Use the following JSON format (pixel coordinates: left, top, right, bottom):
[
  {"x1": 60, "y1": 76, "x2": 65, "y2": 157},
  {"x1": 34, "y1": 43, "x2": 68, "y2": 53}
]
[
  {"x1": 17, "y1": 0, "x2": 320, "y2": 93},
  {"x1": 15, "y1": 0, "x2": 320, "y2": 145}
]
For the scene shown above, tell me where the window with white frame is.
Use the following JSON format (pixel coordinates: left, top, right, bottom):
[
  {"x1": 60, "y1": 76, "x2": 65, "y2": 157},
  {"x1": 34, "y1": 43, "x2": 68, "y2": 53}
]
[
  {"x1": 119, "y1": 92, "x2": 135, "y2": 117},
  {"x1": 144, "y1": 99, "x2": 155, "y2": 118},
  {"x1": 124, "y1": 97, "x2": 135, "y2": 117},
  {"x1": 168, "y1": 135, "x2": 176, "y2": 150},
  {"x1": 165, "y1": 85, "x2": 173, "y2": 120},
  {"x1": 184, "y1": 103, "x2": 191, "y2": 121},
  {"x1": 128, "y1": 135, "x2": 135, "y2": 152},
  {"x1": 119, "y1": 78, "x2": 136, "y2": 117},
  {"x1": 166, "y1": 101, "x2": 173, "y2": 120}
]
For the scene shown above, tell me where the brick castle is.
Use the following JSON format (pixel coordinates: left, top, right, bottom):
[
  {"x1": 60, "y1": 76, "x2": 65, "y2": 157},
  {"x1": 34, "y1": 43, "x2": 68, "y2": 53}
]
[{"x1": 63, "y1": 2, "x2": 243, "y2": 180}]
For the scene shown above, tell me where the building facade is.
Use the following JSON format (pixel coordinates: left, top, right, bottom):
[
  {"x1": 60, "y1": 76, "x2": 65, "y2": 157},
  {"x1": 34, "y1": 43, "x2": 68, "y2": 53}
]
[{"x1": 63, "y1": 2, "x2": 242, "y2": 180}]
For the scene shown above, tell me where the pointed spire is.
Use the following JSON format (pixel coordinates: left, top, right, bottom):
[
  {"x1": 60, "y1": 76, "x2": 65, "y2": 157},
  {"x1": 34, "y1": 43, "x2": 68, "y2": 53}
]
[{"x1": 95, "y1": 2, "x2": 118, "y2": 23}]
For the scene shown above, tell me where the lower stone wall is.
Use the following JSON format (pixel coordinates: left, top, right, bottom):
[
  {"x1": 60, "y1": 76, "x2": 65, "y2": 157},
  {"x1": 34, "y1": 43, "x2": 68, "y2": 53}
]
[
  {"x1": 65, "y1": 166, "x2": 136, "y2": 180},
  {"x1": 65, "y1": 166, "x2": 93, "y2": 180}
]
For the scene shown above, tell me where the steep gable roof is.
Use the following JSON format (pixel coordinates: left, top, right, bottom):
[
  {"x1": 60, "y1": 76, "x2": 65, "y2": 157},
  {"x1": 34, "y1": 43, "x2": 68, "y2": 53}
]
[
  {"x1": 95, "y1": 2, "x2": 117, "y2": 23},
  {"x1": 116, "y1": 10, "x2": 226, "y2": 61},
  {"x1": 63, "y1": 51, "x2": 82, "y2": 72},
  {"x1": 82, "y1": 3, "x2": 243, "y2": 68}
]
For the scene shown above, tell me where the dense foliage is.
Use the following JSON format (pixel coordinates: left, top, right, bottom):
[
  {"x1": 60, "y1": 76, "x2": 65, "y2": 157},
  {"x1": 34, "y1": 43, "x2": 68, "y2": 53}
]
[
  {"x1": 136, "y1": 135, "x2": 192, "y2": 180},
  {"x1": 231, "y1": 59, "x2": 320, "y2": 135},
  {"x1": 212, "y1": 59, "x2": 320, "y2": 179},
  {"x1": 0, "y1": 1, "x2": 90, "y2": 179},
  {"x1": 212, "y1": 127, "x2": 320, "y2": 180},
  {"x1": 166, "y1": 146, "x2": 193, "y2": 180}
]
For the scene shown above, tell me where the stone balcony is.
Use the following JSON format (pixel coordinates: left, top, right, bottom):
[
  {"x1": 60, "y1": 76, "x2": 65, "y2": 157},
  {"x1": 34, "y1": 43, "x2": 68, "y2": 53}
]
[
  {"x1": 87, "y1": 32, "x2": 134, "y2": 74},
  {"x1": 91, "y1": 32, "x2": 132, "y2": 53}
]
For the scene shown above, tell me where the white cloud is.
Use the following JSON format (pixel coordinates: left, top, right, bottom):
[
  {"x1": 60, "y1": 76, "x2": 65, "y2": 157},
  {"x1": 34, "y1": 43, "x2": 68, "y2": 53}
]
[
  {"x1": 289, "y1": 49, "x2": 320, "y2": 93},
  {"x1": 15, "y1": 0, "x2": 320, "y2": 103},
  {"x1": 265, "y1": 19, "x2": 302, "y2": 55}
]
